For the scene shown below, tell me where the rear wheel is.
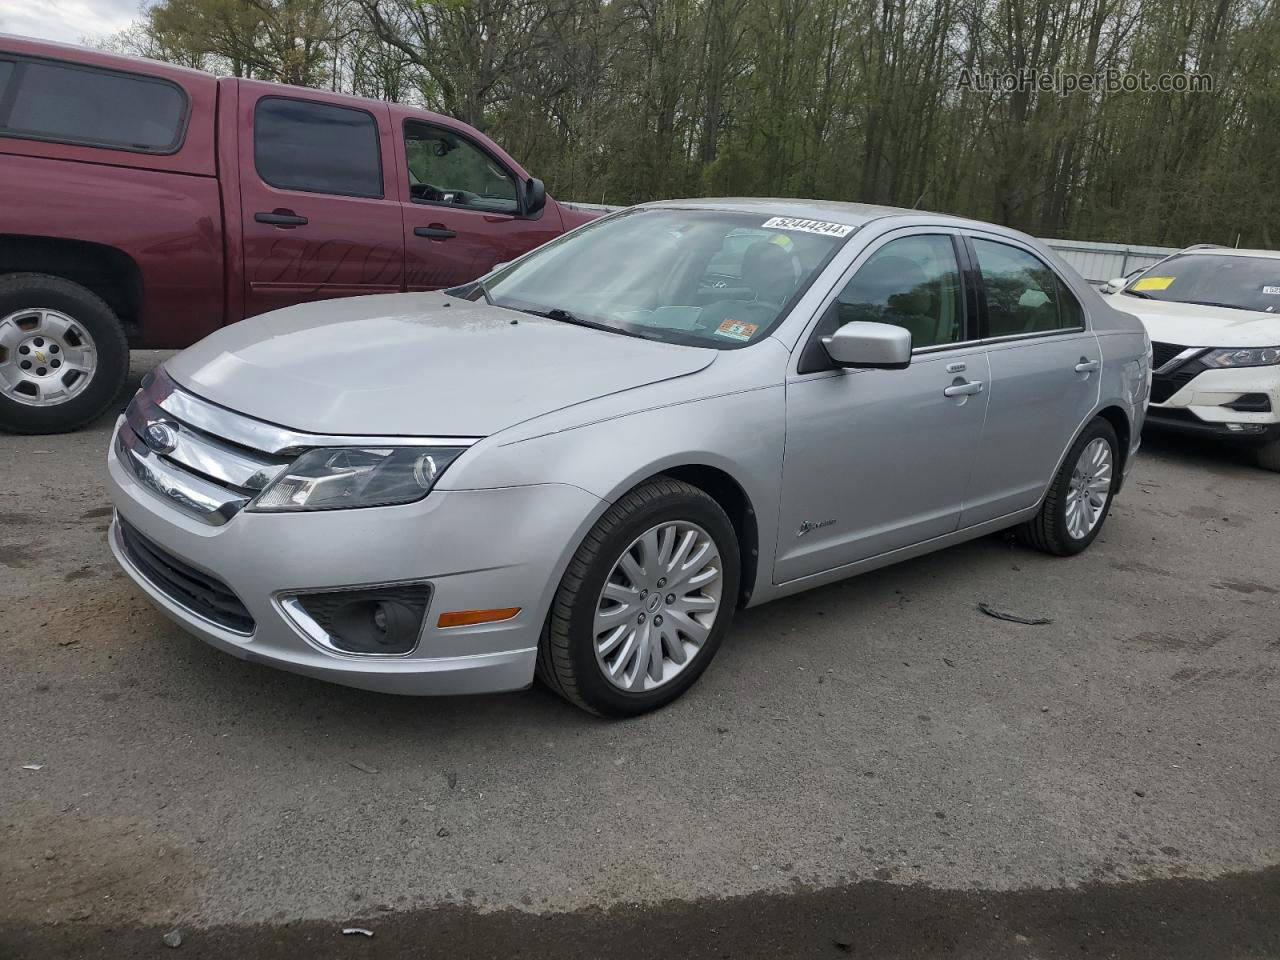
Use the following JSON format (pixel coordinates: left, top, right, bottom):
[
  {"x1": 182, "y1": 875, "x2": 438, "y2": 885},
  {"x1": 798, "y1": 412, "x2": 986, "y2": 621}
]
[
  {"x1": 537, "y1": 476, "x2": 740, "y2": 717},
  {"x1": 1017, "y1": 417, "x2": 1119, "y2": 556},
  {"x1": 0, "y1": 273, "x2": 129, "y2": 434}
]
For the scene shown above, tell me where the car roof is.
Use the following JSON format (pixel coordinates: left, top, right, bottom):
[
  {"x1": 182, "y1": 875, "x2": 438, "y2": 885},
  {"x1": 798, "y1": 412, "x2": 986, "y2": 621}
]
[
  {"x1": 1176, "y1": 246, "x2": 1280, "y2": 260},
  {"x1": 638, "y1": 197, "x2": 1001, "y2": 232}
]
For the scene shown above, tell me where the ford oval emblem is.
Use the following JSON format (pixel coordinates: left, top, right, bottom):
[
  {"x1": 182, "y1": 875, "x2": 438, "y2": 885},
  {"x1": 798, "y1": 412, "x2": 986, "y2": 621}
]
[{"x1": 144, "y1": 421, "x2": 179, "y2": 454}]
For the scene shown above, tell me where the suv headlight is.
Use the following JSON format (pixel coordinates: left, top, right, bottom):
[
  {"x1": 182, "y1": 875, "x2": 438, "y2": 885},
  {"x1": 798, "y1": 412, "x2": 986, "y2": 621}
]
[
  {"x1": 250, "y1": 446, "x2": 466, "y2": 512},
  {"x1": 1203, "y1": 346, "x2": 1280, "y2": 368}
]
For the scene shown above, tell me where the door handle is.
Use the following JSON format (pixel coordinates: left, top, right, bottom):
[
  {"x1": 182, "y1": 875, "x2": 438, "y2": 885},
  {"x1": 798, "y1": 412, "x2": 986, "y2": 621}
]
[
  {"x1": 254, "y1": 211, "x2": 308, "y2": 226},
  {"x1": 943, "y1": 380, "x2": 985, "y2": 398},
  {"x1": 1074, "y1": 358, "x2": 1101, "y2": 373},
  {"x1": 415, "y1": 226, "x2": 457, "y2": 239}
]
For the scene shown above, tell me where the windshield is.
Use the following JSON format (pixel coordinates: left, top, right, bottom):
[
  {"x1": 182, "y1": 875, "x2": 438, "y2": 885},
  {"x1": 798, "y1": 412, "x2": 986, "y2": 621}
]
[
  {"x1": 461, "y1": 208, "x2": 852, "y2": 347},
  {"x1": 1124, "y1": 253, "x2": 1280, "y2": 313}
]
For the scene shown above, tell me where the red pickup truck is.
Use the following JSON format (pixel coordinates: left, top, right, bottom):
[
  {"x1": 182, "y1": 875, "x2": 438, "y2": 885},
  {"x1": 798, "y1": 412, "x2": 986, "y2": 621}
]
[{"x1": 0, "y1": 35, "x2": 597, "y2": 434}]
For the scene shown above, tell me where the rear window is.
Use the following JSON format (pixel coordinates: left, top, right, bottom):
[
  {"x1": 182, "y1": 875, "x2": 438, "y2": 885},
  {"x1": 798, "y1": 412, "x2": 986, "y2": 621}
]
[
  {"x1": 254, "y1": 97, "x2": 383, "y2": 199},
  {"x1": 0, "y1": 58, "x2": 188, "y2": 153}
]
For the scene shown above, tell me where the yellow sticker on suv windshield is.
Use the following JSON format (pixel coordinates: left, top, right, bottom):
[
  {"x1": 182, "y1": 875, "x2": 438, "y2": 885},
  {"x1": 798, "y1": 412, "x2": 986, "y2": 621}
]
[{"x1": 1133, "y1": 276, "x2": 1175, "y2": 291}]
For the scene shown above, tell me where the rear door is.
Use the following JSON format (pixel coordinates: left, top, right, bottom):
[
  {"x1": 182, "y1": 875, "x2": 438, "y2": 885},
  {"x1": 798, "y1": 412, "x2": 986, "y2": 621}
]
[
  {"x1": 238, "y1": 82, "x2": 404, "y2": 318},
  {"x1": 395, "y1": 118, "x2": 563, "y2": 290},
  {"x1": 957, "y1": 234, "x2": 1102, "y2": 526}
]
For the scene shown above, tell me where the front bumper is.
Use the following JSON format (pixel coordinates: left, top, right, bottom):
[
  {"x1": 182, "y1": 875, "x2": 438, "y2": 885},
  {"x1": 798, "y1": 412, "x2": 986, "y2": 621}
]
[
  {"x1": 107, "y1": 437, "x2": 604, "y2": 696},
  {"x1": 1148, "y1": 362, "x2": 1279, "y2": 443}
]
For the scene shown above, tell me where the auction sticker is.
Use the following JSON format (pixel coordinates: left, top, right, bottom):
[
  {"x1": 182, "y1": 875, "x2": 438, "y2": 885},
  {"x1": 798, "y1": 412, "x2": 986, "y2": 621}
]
[
  {"x1": 715, "y1": 319, "x2": 759, "y2": 342},
  {"x1": 762, "y1": 216, "x2": 855, "y2": 238},
  {"x1": 1262, "y1": 285, "x2": 1280, "y2": 295},
  {"x1": 1133, "y1": 276, "x2": 1175, "y2": 292}
]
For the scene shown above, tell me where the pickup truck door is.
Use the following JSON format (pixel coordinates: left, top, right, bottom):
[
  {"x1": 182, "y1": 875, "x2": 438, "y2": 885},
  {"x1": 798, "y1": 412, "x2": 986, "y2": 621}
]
[
  {"x1": 237, "y1": 81, "x2": 405, "y2": 318},
  {"x1": 394, "y1": 117, "x2": 563, "y2": 290}
]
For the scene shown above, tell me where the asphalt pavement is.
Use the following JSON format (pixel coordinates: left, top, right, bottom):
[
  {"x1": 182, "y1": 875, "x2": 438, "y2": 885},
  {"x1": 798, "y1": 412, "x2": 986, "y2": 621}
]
[{"x1": 2, "y1": 351, "x2": 1277, "y2": 957}]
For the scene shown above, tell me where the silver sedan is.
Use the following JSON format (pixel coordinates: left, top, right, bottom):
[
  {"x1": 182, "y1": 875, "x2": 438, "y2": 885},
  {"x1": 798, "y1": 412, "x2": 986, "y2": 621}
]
[{"x1": 107, "y1": 199, "x2": 1151, "y2": 716}]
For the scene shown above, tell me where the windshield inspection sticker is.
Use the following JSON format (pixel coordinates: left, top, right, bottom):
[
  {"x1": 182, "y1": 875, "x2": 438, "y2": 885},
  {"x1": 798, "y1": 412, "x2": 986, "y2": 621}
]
[
  {"x1": 1262, "y1": 285, "x2": 1280, "y2": 295},
  {"x1": 715, "y1": 319, "x2": 759, "y2": 342},
  {"x1": 1132, "y1": 276, "x2": 1175, "y2": 292},
  {"x1": 762, "y1": 216, "x2": 855, "y2": 238}
]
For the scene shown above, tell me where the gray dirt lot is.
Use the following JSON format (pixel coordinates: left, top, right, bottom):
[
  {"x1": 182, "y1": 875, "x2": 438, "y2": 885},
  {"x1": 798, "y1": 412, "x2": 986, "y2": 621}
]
[{"x1": 1, "y1": 351, "x2": 1278, "y2": 957}]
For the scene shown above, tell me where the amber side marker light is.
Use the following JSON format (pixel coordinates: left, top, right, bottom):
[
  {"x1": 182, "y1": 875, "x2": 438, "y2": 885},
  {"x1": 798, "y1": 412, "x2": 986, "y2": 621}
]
[{"x1": 437, "y1": 608, "x2": 521, "y2": 628}]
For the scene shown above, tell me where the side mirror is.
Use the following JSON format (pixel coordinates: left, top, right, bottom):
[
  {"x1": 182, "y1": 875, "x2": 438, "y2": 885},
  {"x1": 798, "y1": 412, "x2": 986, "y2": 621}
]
[
  {"x1": 522, "y1": 177, "x2": 546, "y2": 216},
  {"x1": 1101, "y1": 277, "x2": 1127, "y2": 295},
  {"x1": 822, "y1": 321, "x2": 912, "y2": 369}
]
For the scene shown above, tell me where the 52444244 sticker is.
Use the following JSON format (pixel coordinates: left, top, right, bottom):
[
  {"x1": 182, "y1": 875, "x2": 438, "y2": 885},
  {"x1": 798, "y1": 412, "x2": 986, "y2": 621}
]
[{"x1": 761, "y1": 216, "x2": 855, "y2": 238}]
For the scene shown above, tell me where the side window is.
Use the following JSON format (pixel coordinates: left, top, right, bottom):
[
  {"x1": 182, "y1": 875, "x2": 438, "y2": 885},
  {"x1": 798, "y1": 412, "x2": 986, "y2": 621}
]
[
  {"x1": 404, "y1": 122, "x2": 518, "y2": 213},
  {"x1": 254, "y1": 97, "x2": 383, "y2": 198},
  {"x1": 0, "y1": 59, "x2": 187, "y2": 153},
  {"x1": 1056, "y1": 275, "x2": 1085, "y2": 328},
  {"x1": 972, "y1": 238, "x2": 1075, "y2": 337},
  {"x1": 833, "y1": 235, "x2": 963, "y2": 349}
]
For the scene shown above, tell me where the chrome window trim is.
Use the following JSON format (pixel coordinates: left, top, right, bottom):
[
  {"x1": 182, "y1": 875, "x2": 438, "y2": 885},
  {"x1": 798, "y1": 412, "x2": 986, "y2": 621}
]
[{"x1": 147, "y1": 369, "x2": 481, "y2": 454}]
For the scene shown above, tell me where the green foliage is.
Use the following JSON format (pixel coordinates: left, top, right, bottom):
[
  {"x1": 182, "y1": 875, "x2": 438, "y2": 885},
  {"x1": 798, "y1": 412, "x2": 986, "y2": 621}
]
[{"x1": 108, "y1": 0, "x2": 1280, "y2": 245}]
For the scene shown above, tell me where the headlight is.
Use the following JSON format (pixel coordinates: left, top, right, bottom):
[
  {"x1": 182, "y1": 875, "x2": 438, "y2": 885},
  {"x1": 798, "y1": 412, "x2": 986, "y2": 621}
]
[
  {"x1": 250, "y1": 446, "x2": 466, "y2": 512},
  {"x1": 1202, "y1": 346, "x2": 1280, "y2": 368}
]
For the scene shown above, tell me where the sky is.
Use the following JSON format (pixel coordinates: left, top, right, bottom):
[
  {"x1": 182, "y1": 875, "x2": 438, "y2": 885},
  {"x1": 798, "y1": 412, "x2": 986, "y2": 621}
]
[{"x1": 0, "y1": 0, "x2": 141, "y2": 46}]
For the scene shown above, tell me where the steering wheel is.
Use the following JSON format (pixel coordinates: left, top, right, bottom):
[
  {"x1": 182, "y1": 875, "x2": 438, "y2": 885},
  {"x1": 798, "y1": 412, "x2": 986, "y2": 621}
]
[{"x1": 410, "y1": 182, "x2": 446, "y2": 202}]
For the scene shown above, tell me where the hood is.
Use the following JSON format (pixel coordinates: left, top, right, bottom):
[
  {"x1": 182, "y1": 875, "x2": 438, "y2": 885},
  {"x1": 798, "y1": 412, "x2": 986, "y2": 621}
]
[
  {"x1": 166, "y1": 293, "x2": 716, "y2": 436},
  {"x1": 1109, "y1": 293, "x2": 1280, "y2": 347}
]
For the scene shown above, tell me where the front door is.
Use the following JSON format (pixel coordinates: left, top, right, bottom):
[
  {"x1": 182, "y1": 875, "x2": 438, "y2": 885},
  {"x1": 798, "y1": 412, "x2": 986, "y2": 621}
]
[
  {"x1": 398, "y1": 120, "x2": 562, "y2": 290},
  {"x1": 775, "y1": 233, "x2": 991, "y2": 583},
  {"x1": 238, "y1": 84, "x2": 404, "y2": 318},
  {"x1": 957, "y1": 235, "x2": 1103, "y2": 526}
]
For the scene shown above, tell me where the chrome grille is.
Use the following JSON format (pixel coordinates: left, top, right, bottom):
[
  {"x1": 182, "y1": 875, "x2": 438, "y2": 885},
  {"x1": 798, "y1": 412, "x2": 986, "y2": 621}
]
[
  {"x1": 116, "y1": 371, "x2": 293, "y2": 526},
  {"x1": 115, "y1": 369, "x2": 482, "y2": 526}
]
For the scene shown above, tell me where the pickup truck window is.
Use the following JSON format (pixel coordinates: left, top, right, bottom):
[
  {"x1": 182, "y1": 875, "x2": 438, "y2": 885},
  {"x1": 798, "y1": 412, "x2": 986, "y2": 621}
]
[
  {"x1": 0, "y1": 61, "x2": 12, "y2": 93},
  {"x1": 0, "y1": 57, "x2": 187, "y2": 153},
  {"x1": 404, "y1": 122, "x2": 518, "y2": 214},
  {"x1": 254, "y1": 97, "x2": 383, "y2": 199}
]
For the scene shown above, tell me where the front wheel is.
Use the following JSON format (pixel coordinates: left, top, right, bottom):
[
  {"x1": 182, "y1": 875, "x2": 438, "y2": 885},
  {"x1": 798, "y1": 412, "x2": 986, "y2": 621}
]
[
  {"x1": 1017, "y1": 417, "x2": 1119, "y2": 556},
  {"x1": 537, "y1": 476, "x2": 740, "y2": 717},
  {"x1": 0, "y1": 273, "x2": 129, "y2": 434}
]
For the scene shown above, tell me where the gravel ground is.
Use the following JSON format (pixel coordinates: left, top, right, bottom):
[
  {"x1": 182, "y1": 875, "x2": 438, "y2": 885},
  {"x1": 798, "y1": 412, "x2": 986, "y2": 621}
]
[{"x1": 2, "y1": 351, "x2": 1277, "y2": 957}]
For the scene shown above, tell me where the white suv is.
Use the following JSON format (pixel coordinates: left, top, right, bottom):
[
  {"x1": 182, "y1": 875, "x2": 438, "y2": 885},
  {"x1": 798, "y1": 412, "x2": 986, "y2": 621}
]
[{"x1": 1104, "y1": 246, "x2": 1280, "y2": 470}]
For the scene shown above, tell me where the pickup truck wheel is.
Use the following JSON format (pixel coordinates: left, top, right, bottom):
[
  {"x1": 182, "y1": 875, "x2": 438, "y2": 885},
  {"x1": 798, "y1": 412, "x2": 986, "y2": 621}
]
[
  {"x1": 0, "y1": 273, "x2": 128, "y2": 434},
  {"x1": 1016, "y1": 417, "x2": 1119, "y2": 557},
  {"x1": 537, "y1": 476, "x2": 740, "y2": 717}
]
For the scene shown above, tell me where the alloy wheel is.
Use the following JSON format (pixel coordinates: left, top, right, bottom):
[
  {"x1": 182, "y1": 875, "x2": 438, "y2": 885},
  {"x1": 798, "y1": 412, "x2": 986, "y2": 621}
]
[
  {"x1": 1065, "y1": 436, "x2": 1113, "y2": 539},
  {"x1": 593, "y1": 520, "x2": 724, "y2": 692},
  {"x1": 0, "y1": 308, "x2": 98, "y2": 407}
]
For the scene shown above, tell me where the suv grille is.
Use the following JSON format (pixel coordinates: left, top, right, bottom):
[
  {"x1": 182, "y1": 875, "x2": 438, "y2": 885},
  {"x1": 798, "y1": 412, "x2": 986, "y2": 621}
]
[
  {"x1": 1151, "y1": 341, "x2": 1185, "y2": 369},
  {"x1": 118, "y1": 518, "x2": 255, "y2": 634}
]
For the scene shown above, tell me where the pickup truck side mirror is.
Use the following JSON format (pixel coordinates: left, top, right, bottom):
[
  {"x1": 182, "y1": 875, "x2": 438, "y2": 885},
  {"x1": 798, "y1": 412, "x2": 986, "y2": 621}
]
[
  {"x1": 522, "y1": 177, "x2": 546, "y2": 217},
  {"x1": 822, "y1": 321, "x2": 912, "y2": 370}
]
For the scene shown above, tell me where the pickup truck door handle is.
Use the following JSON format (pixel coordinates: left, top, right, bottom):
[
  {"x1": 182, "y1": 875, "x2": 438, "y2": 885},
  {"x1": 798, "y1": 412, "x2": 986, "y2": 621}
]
[
  {"x1": 943, "y1": 379, "x2": 985, "y2": 398},
  {"x1": 1074, "y1": 358, "x2": 1101, "y2": 373},
  {"x1": 254, "y1": 211, "x2": 308, "y2": 227},
  {"x1": 415, "y1": 225, "x2": 457, "y2": 239}
]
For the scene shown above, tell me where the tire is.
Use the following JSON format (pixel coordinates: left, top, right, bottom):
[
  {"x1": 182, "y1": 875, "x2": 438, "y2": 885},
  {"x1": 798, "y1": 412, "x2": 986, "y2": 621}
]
[
  {"x1": 0, "y1": 273, "x2": 129, "y2": 434},
  {"x1": 537, "y1": 476, "x2": 740, "y2": 717},
  {"x1": 1016, "y1": 417, "x2": 1120, "y2": 557},
  {"x1": 1256, "y1": 434, "x2": 1280, "y2": 473}
]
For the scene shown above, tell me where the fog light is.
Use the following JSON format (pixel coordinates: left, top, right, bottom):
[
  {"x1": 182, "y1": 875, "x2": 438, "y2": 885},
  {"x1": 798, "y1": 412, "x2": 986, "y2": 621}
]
[{"x1": 283, "y1": 585, "x2": 430, "y2": 655}]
